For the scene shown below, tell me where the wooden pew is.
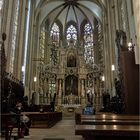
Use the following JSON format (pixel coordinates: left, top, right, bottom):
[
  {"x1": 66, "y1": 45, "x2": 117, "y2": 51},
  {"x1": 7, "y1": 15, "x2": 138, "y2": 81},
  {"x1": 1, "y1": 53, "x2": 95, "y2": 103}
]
[
  {"x1": 80, "y1": 114, "x2": 140, "y2": 125},
  {"x1": 75, "y1": 113, "x2": 140, "y2": 140},
  {"x1": 75, "y1": 113, "x2": 81, "y2": 124},
  {"x1": 75, "y1": 124, "x2": 140, "y2": 140},
  {"x1": 22, "y1": 112, "x2": 62, "y2": 128}
]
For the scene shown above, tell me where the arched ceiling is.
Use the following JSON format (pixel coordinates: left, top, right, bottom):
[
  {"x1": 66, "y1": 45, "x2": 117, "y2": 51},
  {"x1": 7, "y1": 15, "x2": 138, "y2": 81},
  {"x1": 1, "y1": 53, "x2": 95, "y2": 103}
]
[{"x1": 35, "y1": 0, "x2": 104, "y2": 30}]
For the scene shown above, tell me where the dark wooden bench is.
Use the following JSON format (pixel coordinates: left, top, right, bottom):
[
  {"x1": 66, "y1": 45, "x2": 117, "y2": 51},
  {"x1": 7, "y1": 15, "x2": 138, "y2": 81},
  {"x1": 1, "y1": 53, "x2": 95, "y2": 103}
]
[
  {"x1": 75, "y1": 113, "x2": 140, "y2": 140},
  {"x1": 22, "y1": 112, "x2": 62, "y2": 128},
  {"x1": 75, "y1": 124, "x2": 140, "y2": 140},
  {"x1": 80, "y1": 114, "x2": 140, "y2": 125}
]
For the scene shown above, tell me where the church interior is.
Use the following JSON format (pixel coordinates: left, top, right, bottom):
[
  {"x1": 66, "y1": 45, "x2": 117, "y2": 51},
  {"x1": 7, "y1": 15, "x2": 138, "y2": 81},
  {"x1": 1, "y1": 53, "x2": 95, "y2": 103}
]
[{"x1": 1, "y1": 0, "x2": 140, "y2": 140}]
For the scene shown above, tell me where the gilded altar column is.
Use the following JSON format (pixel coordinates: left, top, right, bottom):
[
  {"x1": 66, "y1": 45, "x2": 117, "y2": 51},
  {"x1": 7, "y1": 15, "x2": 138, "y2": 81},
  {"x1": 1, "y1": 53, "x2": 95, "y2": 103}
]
[
  {"x1": 81, "y1": 79, "x2": 85, "y2": 97},
  {"x1": 81, "y1": 79, "x2": 86, "y2": 106},
  {"x1": 44, "y1": 78, "x2": 49, "y2": 104},
  {"x1": 58, "y1": 79, "x2": 62, "y2": 105}
]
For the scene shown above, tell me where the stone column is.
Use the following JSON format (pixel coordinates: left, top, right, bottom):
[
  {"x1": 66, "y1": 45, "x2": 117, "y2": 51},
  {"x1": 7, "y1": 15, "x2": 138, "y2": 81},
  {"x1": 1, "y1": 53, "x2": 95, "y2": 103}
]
[
  {"x1": 133, "y1": 0, "x2": 140, "y2": 48},
  {"x1": 81, "y1": 79, "x2": 86, "y2": 106},
  {"x1": 43, "y1": 78, "x2": 48, "y2": 104},
  {"x1": 81, "y1": 79, "x2": 85, "y2": 97},
  {"x1": 63, "y1": 78, "x2": 65, "y2": 96},
  {"x1": 78, "y1": 78, "x2": 80, "y2": 96},
  {"x1": 58, "y1": 79, "x2": 62, "y2": 105}
]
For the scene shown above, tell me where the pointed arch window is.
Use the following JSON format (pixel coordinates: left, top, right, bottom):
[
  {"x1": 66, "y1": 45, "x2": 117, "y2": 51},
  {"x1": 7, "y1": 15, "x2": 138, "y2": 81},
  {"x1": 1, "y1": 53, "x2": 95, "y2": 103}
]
[
  {"x1": 66, "y1": 25, "x2": 77, "y2": 46},
  {"x1": 50, "y1": 23, "x2": 60, "y2": 46},
  {"x1": 9, "y1": 0, "x2": 20, "y2": 73},
  {"x1": 0, "y1": 0, "x2": 3, "y2": 10},
  {"x1": 0, "y1": 0, "x2": 3, "y2": 32},
  {"x1": 84, "y1": 23, "x2": 94, "y2": 65}
]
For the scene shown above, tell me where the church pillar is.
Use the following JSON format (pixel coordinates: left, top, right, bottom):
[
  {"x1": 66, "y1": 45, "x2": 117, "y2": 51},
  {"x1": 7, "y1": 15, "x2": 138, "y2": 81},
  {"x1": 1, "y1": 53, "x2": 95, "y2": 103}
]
[
  {"x1": 132, "y1": 0, "x2": 140, "y2": 65},
  {"x1": 81, "y1": 79, "x2": 86, "y2": 106},
  {"x1": 44, "y1": 20, "x2": 50, "y2": 64},
  {"x1": 26, "y1": 3, "x2": 40, "y2": 103},
  {"x1": 81, "y1": 79, "x2": 85, "y2": 97},
  {"x1": 103, "y1": 0, "x2": 118, "y2": 97},
  {"x1": 63, "y1": 77, "x2": 65, "y2": 96},
  {"x1": 78, "y1": 78, "x2": 80, "y2": 97},
  {"x1": 107, "y1": 0, "x2": 114, "y2": 96},
  {"x1": 109, "y1": 0, "x2": 117, "y2": 97},
  {"x1": 2, "y1": 0, "x2": 13, "y2": 63},
  {"x1": 11, "y1": 0, "x2": 26, "y2": 79},
  {"x1": 103, "y1": 9, "x2": 110, "y2": 92},
  {"x1": 102, "y1": 7, "x2": 108, "y2": 93},
  {"x1": 93, "y1": 18, "x2": 99, "y2": 65},
  {"x1": 42, "y1": 78, "x2": 48, "y2": 104},
  {"x1": 133, "y1": 0, "x2": 140, "y2": 48},
  {"x1": 57, "y1": 79, "x2": 62, "y2": 105},
  {"x1": 24, "y1": 0, "x2": 36, "y2": 102}
]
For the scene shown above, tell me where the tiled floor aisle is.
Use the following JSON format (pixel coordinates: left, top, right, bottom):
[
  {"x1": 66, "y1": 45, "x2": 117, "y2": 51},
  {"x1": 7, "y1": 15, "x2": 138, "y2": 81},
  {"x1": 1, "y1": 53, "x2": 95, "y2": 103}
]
[{"x1": 20, "y1": 118, "x2": 83, "y2": 140}]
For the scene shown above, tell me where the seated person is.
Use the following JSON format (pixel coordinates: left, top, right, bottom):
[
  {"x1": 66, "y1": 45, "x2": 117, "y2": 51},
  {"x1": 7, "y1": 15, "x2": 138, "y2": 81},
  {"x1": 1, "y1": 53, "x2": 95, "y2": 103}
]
[
  {"x1": 10, "y1": 101, "x2": 31, "y2": 136},
  {"x1": 83, "y1": 102, "x2": 95, "y2": 115},
  {"x1": 20, "y1": 113, "x2": 31, "y2": 136}
]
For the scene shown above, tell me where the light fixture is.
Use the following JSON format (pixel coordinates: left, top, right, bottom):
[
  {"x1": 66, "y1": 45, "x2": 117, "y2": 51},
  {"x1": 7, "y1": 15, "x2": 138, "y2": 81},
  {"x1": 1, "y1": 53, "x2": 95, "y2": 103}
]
[
  {"x1": 128, "y1": 42, "x2": 133, "y2": 51},
  {"x1": 127, "y1": 39, "x2": 134, "y2": 51},
  {"x1": 111, "y1": 65, "x2": 115, "y2": 71},
  {"x1": 101, "y1": 76, "x2": 105, "y2": 81},
  {"x1": 34, "y1": 76, "x2": 37, "y2": 82},
  {"x1": 128, "y1": 42, "x2": 132, "y2": 47},
  {"x1": 21, "y1": 66, "x2": 25, "y2": 72}
]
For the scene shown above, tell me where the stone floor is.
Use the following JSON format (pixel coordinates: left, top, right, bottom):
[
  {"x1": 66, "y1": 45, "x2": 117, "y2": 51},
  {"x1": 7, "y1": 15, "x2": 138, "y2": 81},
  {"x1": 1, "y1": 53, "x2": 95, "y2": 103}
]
[
  {"x1": 6, "y1": 118, "x2": 83, "y2": 140},
  {"x1": 21, "y1": 118, "x2": 83, "y2": 140}
]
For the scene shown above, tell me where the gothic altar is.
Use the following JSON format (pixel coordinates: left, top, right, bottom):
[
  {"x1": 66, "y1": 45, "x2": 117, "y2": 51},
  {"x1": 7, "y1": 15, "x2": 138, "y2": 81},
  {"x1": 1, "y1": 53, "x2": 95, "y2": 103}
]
[{"x1": 34, "y1": 41, "x2": 103, "y2": 115}]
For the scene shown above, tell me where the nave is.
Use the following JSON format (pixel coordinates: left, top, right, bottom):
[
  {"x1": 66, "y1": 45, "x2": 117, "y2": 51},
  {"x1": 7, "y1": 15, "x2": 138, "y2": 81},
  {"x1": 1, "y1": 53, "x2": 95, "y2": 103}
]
[
  {"x1": 1, "y1": 0, "x2": 139, "y2": 139},
  {"x1": 21, "y1": 118, "x2": 83, "y2": 140}
]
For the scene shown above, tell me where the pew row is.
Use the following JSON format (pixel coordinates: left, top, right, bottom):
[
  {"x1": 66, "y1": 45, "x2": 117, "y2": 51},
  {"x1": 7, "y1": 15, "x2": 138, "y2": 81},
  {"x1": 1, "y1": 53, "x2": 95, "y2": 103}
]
[
  {"x1": 75, "y1": 124, "x2": 140, "y2": 140},
  {"x1": 81, "y1": 114, "x2": 140, "y2": 125},
  {"x1": 75, "y1": 113, "x2": 140, "y2": 125},
  {"x1": 22, "y1": 112, "x2": 62, "y2": 128},
  {"x1": 75, "y1": 113, "x2": 140, "y2": 140}
]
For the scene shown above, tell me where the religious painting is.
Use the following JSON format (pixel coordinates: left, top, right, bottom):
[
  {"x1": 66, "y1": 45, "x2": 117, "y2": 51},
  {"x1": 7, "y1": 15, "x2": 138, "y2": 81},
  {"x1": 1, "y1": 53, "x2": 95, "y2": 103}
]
[
  {"x1": 65, "y1": 75, "x2": 78, "y2": 96},
  {"x1": 67, "y1": 53, "x2": 76, "y2": 67}
]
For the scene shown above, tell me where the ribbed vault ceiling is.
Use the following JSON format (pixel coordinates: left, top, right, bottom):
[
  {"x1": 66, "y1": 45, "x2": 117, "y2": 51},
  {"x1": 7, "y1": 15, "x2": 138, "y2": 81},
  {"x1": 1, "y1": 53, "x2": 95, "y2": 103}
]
[{"x1": 36, "y1": 0, "x2": 103, "y2": 29}]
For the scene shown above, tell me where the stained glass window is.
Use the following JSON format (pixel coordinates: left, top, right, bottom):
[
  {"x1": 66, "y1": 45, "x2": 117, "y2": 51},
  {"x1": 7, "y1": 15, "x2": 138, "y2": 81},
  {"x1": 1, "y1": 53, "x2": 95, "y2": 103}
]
[
  {"x1": 84, "y1": 23, "x2": 94, "y2": 64},
  {"x1": 50, "y1": 23, "x2": 60, "y2": 46},
  {"x1": 0, "y1": 0, "x2": 3, "y2": 34},
  {"x1": 120, "y1": 1, "x2": 129, "y2": 35},
  {"x1": 66, "y1": 25, "x2": 77, "y2": 45},
  {"x1": 9, "y1": 0, "x2": 20, "y2": 73},
  {"x1": 121, "y1": 2, "x2": 126, "y2": 32},
  {"x1": 49, "y1": 83, "x2": 56, "y2": 95},
  {"x1": 0, "y1": 0, "x2": 3, "y2": 10}
]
